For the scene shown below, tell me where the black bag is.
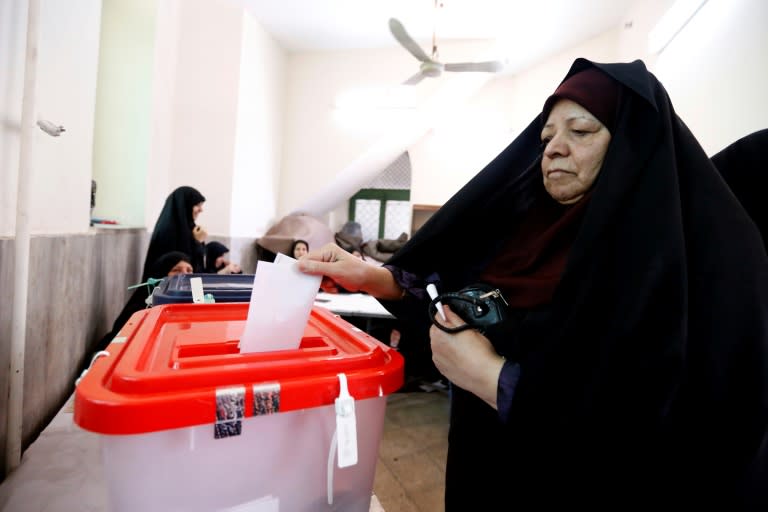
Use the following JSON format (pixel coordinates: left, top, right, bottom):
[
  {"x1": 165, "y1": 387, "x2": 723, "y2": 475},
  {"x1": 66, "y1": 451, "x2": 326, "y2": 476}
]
[{"x1": 428, "y1": 283, "x2": 509, "y2": 334}]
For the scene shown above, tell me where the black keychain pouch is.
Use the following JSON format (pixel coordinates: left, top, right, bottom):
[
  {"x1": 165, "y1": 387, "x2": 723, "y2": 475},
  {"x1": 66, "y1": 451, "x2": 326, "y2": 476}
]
[{"x1": 428, "y1": 283, "x2": 509, "y2": 334}]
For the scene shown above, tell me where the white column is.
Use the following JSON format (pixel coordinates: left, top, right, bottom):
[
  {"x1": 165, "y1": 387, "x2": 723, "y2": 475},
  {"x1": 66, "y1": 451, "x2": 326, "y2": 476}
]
[{"x1": 7, "y1": 0, "x2": 40, "y2": 474}]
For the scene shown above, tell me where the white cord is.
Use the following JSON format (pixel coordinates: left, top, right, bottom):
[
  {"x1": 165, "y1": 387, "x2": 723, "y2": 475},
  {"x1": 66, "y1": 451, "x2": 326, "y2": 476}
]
[{"x1": 327, "y1": 428, "x2": 337, "y2": 505}]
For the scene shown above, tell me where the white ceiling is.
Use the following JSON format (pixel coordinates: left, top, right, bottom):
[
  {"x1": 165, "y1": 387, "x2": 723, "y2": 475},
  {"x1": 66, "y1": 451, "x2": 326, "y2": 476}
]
[{"x1": 237, "y1": 0, "x2": 637, "y2": 72}]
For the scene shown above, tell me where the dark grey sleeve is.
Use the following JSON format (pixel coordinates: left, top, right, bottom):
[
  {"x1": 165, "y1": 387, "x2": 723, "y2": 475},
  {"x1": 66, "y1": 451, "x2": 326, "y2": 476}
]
[
  {"x1": 497, "y1": 359, "x2": 521, "y2": 424},
  {"x1": 382, "y1": 264, "x2": 440, "y2": 302}
]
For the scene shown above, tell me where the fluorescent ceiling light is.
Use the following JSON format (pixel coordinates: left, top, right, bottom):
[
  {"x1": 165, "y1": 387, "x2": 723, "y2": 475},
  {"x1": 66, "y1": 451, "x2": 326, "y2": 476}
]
[{"x1": 648, "y1": 0, "x2": 708, "y2": 54}]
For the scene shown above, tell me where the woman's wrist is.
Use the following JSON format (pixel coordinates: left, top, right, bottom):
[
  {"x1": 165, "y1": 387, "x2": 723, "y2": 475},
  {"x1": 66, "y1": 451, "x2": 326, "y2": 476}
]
[
  {"x1": 477, "y1": 354, "x2": 507, "y2": 410},
  {"x1": 362, "y1": 265, "x2": 403, "y2": 300}
]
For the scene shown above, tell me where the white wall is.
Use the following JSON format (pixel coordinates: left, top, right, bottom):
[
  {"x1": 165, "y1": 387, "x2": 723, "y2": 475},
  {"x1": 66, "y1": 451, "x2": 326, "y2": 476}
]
[
  {"x1": 651, "y1": 0, "x2": 768, "y2": 154},
  {"x1": 0, "y1": 0, "x2": 101, "y2": 236},
  {"x1": 230, "y1": 11, "x2": 286, "y2": 237},
  {"x1": 0, "y1": 0, "x2": 25, "y2": 236}
]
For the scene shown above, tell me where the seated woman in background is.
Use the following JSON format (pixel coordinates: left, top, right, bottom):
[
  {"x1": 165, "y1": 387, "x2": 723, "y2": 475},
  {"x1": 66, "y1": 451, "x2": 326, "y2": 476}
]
[
  {"x1": 94, "y1": 251, "x2": 193, "y2": 354},
  {"x1": 141, "y1": 186, "x2": 207, "y2": 280},
  {"x1": 290, "y1": 239, "x2": 309, "y2": 260},
  {"x1": 204, "y1": 241, "x2": 242, "y2": 274}
]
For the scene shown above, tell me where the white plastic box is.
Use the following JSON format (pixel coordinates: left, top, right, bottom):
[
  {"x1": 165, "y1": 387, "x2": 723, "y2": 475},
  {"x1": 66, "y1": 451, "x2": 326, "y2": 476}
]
[{"x1": 75, "y1": 303, "x2": 403, "y2": 512}]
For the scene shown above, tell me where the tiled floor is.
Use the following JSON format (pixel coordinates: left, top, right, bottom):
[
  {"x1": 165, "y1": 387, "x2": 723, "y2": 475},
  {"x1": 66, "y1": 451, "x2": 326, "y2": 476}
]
[{"x1": 374, "y1": 388, "x2": 451, "y2": 512}]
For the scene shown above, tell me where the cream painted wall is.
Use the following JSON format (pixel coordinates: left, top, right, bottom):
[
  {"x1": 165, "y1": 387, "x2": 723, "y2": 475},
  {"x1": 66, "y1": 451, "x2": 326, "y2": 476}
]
[
  {"x1": 4, "y1": 0, "x2": 765, "y2": 239},
  {"x1": 277, "y1": 20, "x2": 633, "y2": 216},
  {"x1": 278, "y1": 0, "x2": 766, "y2": 215},
  {"x1": 144, "y1": 0, "x2": 242, "y2": 237},
  {"x1": 0, "y1": 0, "x2": 101, "y2": 236},
  {"x1": 278, "y1": 41, "x2": 497, "y2": 218},
  {"x1": 143, "y1": 0, "x2": 287, "y2": 244},
  {"x1": 230, "y1": 12, "x2": 286, "y2": 238},
  {"x1": 280, "y1": 26, "x2": 627, "y2": 210}
]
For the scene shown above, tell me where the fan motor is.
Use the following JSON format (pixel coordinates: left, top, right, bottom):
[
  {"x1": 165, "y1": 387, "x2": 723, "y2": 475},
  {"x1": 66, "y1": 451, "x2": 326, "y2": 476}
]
[{"x1": 420, "y1": 61, "x2": 444, "y2": 77}]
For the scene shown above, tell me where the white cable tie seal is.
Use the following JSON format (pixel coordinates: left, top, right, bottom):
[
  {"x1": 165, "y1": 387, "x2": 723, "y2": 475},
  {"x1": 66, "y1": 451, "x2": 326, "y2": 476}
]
[
  {"x1": 334, "y1": 373, "x2": 358, "y2": 468},
  {"x1": 190, "y1": 276, "x2": 205, "y2": 304},
  {"x1": 75, "y1": 350, "x2": 110, "y2": 386}
]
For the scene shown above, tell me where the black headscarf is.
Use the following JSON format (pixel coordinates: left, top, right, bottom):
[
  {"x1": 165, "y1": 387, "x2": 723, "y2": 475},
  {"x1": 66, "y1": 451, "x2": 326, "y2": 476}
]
[
  {"x1": 204, "y1": 241, "x2": 229, "y2": 273},
  {"x1": 142, "y1": 186, "x2": 205, "y2": 280},
  {"x1": 711, "y1": 128, "x2": 768, "y2": 249},
  {"x1": 148, "y1": 250, "x2": 193, "y2": 279},
  {"x1": 383, "y1": 58, "x2": 768, "y2": 509}
]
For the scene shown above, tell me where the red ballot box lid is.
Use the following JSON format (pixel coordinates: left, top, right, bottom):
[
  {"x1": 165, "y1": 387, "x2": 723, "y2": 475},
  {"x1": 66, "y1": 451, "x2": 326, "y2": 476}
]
[{"x1": 75, "y1": 303, "x2": 404, "y2": 435}]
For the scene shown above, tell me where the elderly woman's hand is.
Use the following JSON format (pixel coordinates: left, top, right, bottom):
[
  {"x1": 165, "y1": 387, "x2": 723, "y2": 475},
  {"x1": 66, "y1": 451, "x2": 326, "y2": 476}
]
[
  {"x1": 297, "y1": 243, "x2": 372, "y2": 293},
  {"x1": 298, "y1": 243, "x2": 407, "y2": 300},
  {"x1": 429, "y1": 305, "x2": 506, "y2": 409}
]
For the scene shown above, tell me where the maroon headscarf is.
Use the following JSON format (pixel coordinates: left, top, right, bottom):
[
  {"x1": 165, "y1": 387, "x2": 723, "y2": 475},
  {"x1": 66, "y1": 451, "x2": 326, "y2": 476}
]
[
  {"x1": 542, "y1": 66, "x2": 620, "y2": 131},
  {"x1": 479, "y1": 189, "x2": 592, "y2": 308}
]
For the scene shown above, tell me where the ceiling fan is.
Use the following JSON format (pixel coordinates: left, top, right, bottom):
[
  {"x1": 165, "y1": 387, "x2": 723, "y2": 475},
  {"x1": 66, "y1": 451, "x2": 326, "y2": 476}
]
[{"x1": 388, "y1": 4, "x2": 504, "y2": 85}]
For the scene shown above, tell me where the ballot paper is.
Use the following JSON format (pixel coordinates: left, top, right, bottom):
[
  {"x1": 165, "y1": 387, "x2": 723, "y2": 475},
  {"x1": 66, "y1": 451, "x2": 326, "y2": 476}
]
[{"x1": 239, "y1": 254, "x2": 322, "y2": 353}]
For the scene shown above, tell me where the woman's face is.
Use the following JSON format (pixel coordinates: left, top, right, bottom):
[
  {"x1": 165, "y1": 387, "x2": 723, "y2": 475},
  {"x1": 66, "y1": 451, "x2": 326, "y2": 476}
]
[
  {"x1": 215, "y1": 253, "x2": 229, "y2": 269},
  {"x1": 192, "y1": 202, "x2": 204, "y2": 221},
  {"x1": 540, "y1": 99, "x2": 611, "y2": 205},
  {"x1": 293, "y1": 242, "x2": 308, "y2": 259},
  {"x1": 168, "y1": 260, "x2": 193, "y2": 276}
]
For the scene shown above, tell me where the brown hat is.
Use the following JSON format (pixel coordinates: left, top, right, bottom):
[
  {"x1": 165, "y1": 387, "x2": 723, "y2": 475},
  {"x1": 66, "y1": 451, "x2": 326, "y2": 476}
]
[{"x1": 542, "y1": 67, "x2": 620, "y2": 131}]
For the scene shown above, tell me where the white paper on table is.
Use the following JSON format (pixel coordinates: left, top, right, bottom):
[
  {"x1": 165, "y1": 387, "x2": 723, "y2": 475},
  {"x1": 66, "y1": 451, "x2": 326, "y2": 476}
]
[{"x1": 239, "y1": 255, "x2": 321, "y2": 353}]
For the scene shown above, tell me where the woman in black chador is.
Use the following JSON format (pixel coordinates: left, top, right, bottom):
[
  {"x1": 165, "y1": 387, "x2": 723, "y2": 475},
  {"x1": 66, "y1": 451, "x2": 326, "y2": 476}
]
[
  {"x1": 204, "y1": 241, "x2": 242, "y2": 274},
  {"x1": 142, "y1": 186, "x2": 206, "y2": 280},
  {"x1": 711, "y1": 128, "x2": 768, "y2": 248},
  {"x1": 298, "y1": 59, "x2": 768, "y2": 510},
  {"x1": 92, "y1": 251, "x2": 192, "y2": 355}
]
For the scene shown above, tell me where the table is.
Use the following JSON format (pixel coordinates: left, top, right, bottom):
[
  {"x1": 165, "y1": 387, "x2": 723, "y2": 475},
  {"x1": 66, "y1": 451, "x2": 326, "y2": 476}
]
[
  {"x1": 314, "y1": 292, "x2": 394, "y2": 318},
  {"x1": 314, "y1": 292, "x2": 395, "y2": 334}
]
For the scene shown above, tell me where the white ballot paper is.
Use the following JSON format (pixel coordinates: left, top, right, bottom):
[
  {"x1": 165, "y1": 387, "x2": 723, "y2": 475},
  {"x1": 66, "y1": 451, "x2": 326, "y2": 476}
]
[{"x1": 239, "y1": 254, "x2": 322, "y2": 353}]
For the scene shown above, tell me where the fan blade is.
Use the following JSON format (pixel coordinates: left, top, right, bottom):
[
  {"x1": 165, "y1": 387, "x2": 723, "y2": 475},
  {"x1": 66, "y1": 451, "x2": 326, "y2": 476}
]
[
  {"x1": 403, "y1": 71, "x2": 427, "y2": 86},
  {"x1": 444, "y1": 61, "x2": 504, "y2": 73},
  {"x1": 388, "y1": 18, "x2": 432, "y2": 64}
]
